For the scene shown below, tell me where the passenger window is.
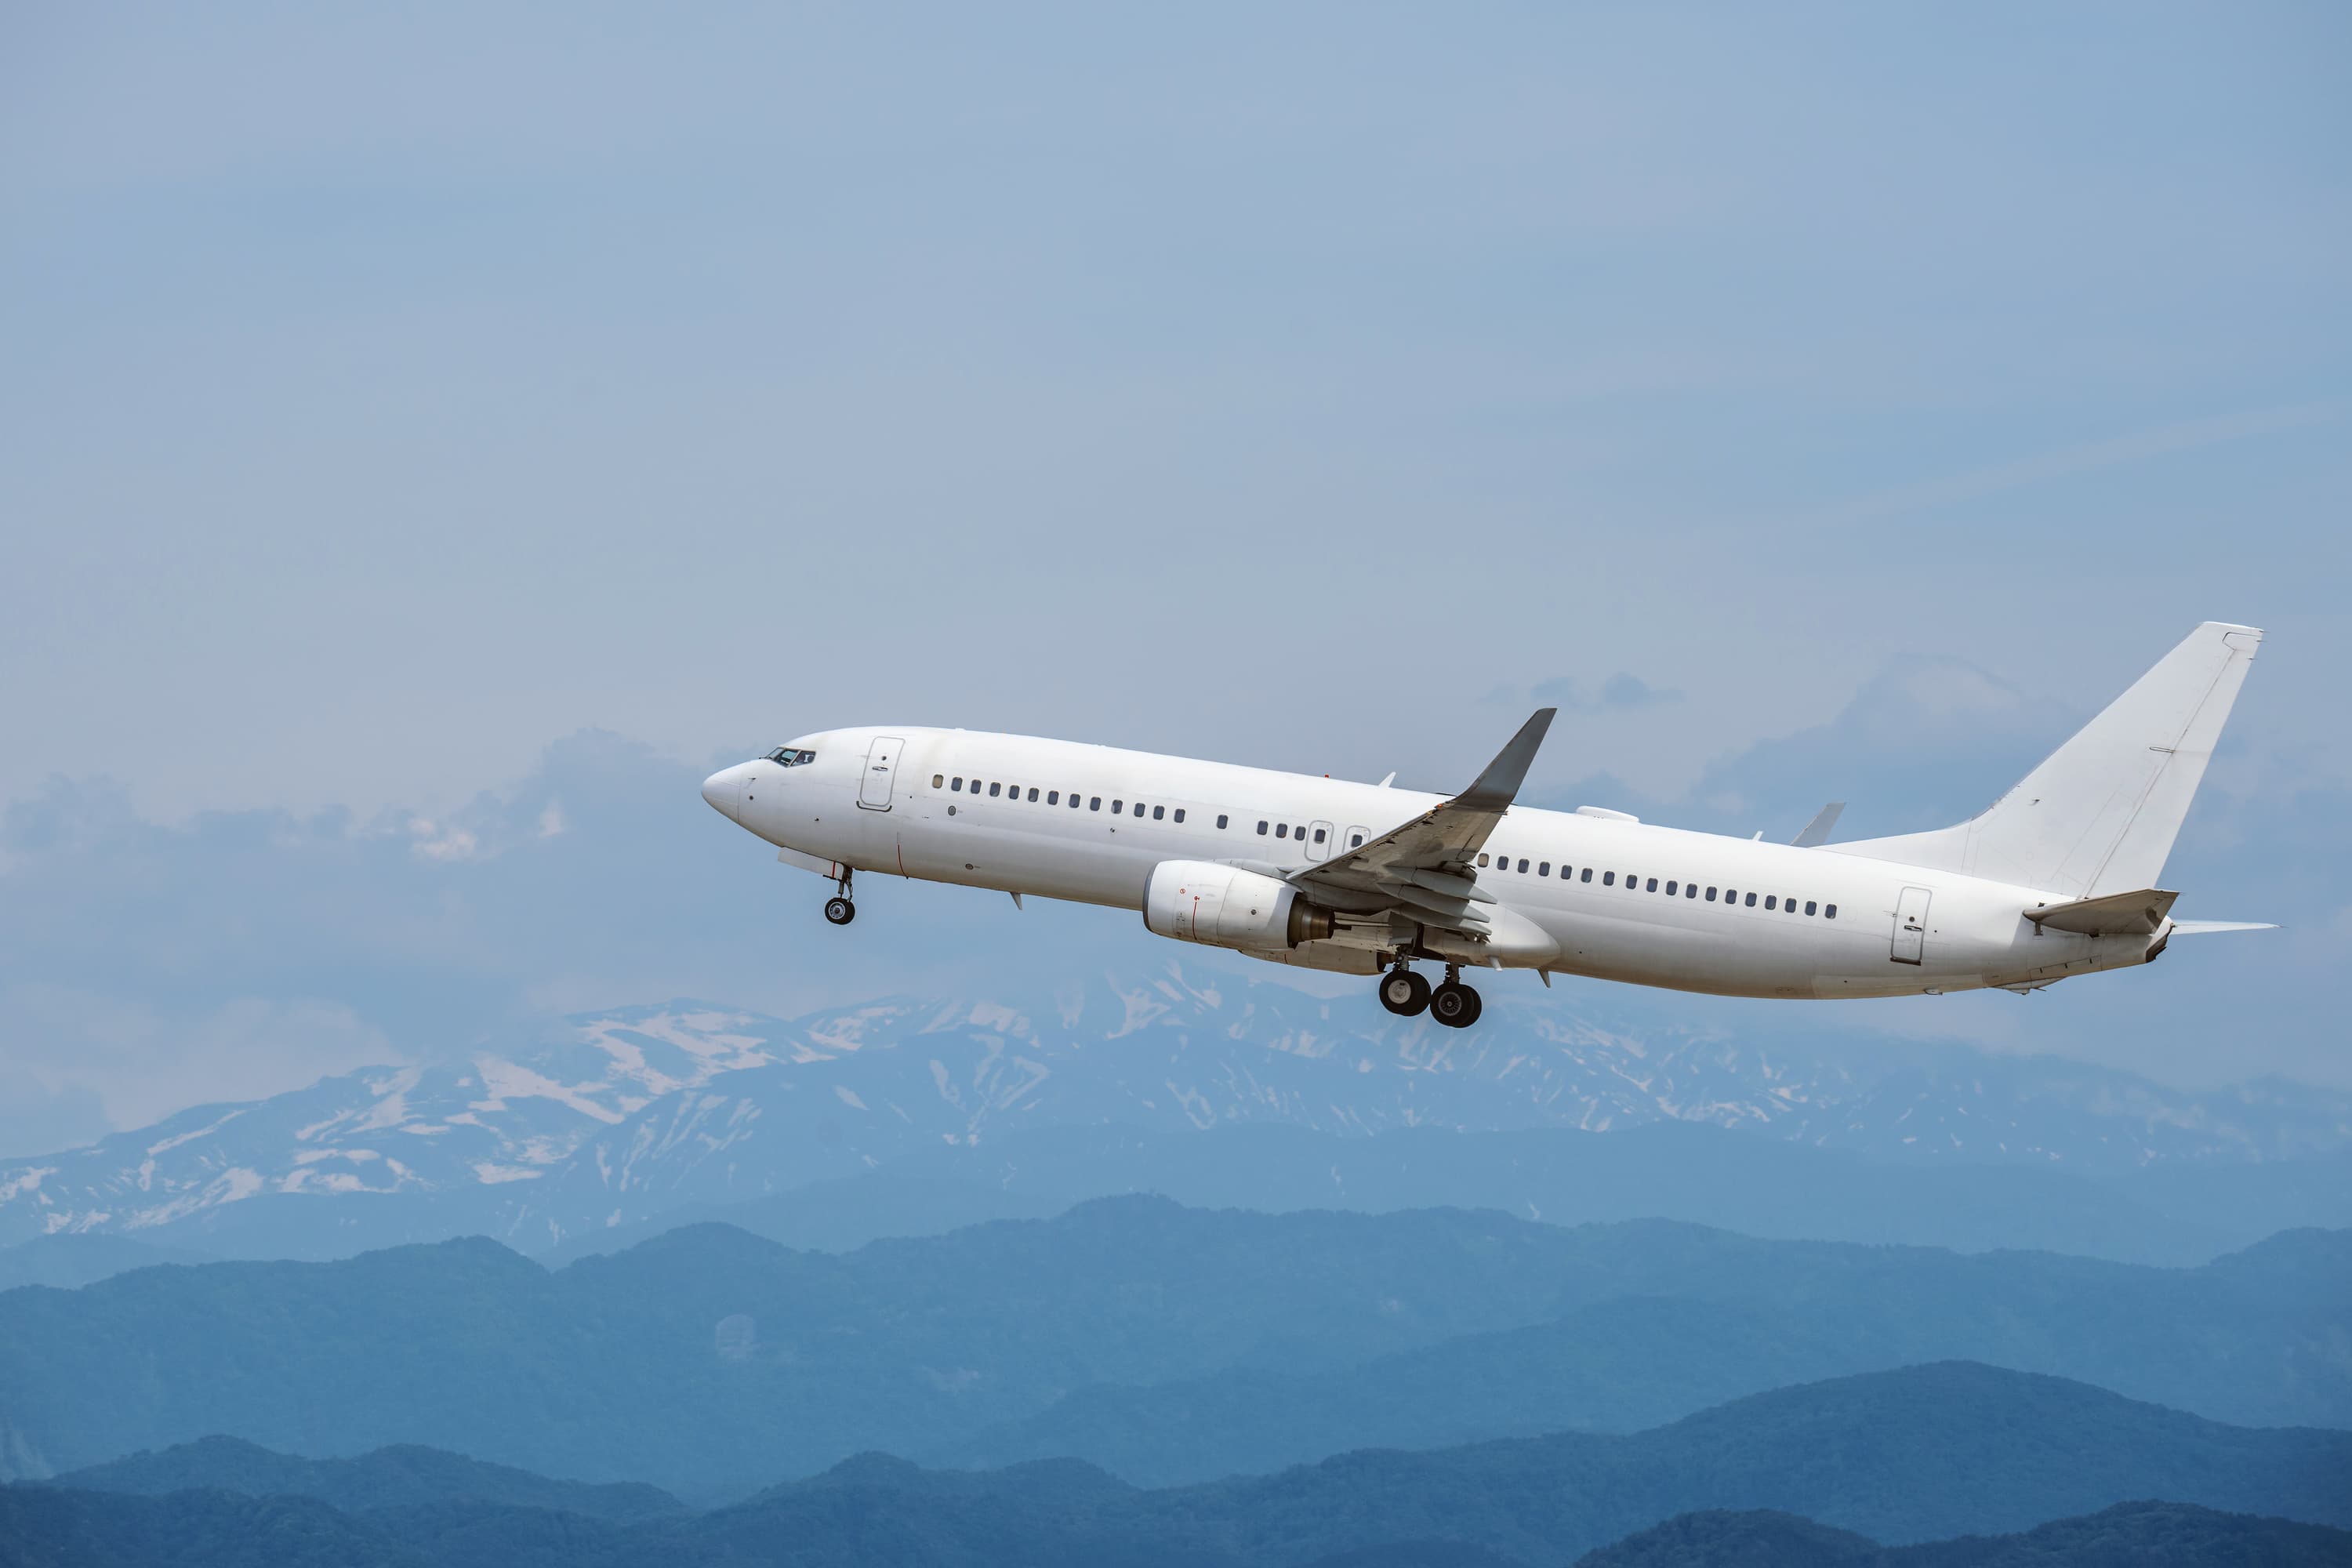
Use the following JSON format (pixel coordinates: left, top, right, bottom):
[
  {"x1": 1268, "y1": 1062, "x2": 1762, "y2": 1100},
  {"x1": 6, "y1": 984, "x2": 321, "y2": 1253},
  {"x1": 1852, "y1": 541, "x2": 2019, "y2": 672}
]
[
  {"x1": 1351, "y1": 833, "x2": 1363, "y2": 847},
  {"x1": 1152, "y1": 805, "x2": 1165, "y2": 820},
  {"x1": 1784, "y1": 896, "x2": 1797, "y2": 913},
  {"x1": 1765, "y1": 895, "x2": 1777, "y2": 909},
  {"x1": 952, "y1": 777, "x2": 964, "y2": 791},
  {"x1": 1070, "y1": 793, "x2": 1081, "y2": 808},
  {"x1": 1028, "y1": 788, "x2": 1040, "y2": 802},
  {"x1": 1706, "y1": 887, "x2": 1717, "y2": 901},
  {"x1": 1805, "y1": 900, "x2": 1817, "y2": 915},
  {"x1": 1258, "y1": 820, "x2": 1269, "y2": 834},
  {"x1": 1581, "y1": 868, "x2": 1592, "y2": 883},
  {"x1": 1277, "y1": 824, "x2": 1289, "y2": 839},
  {"x1": 1825, "y1": 903, "x2": 1838, "y2": 919},
  {"x1": 1174, "y1": 808, "x2": 1185, "y2": 822},
  {"x1": 1112, "y1": 799, "x2": 1123, "y2": 813},
  {"x1": 1646, "y1": 877, "x2": 1658, "y2": 892},
  {"x1": 1515, "y1": 857, "x2": 1527, "y2": 872},
  {"x1": 1132, "y1": 801, "x2": 1144, "y2": 817},
  {"x1": 1478, "y1": 853, "x2": 1490, "y2": 866},
  {"x1": 931, "y1": 774, "x2": 944, "y2": 789},
  {"x1": 1217, "y1": 814, "x2": 1229, "y2": 829},
  {"x1": 989, "y1": 782, "x2": 1001, "y2": 797},
  {"x1": 1686, "y1": 884, "x2": 1697, "y2": 898},
  {"x1": 1090, "y1": 797, "x2": 1102, "y2": 811},
  {"x1": 1048, "y1": 790, "x2": 1059, "y2": 805},
  {"x1": 1538, "y1": 862, "x2": 1550, "y2": 877},
  {"x1": 1746, "y1": 892, "x2": 1758, "y2": 907},
  {"x1": 1602, "y1": 872, "x2": 1614, "y2": 886}
]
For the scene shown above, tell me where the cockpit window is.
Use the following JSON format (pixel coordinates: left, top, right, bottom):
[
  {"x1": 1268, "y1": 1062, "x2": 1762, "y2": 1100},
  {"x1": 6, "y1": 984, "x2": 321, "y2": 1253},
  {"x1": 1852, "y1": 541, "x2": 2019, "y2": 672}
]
[{"x1": 764, "y1": 748, "x2": 816, "y2": 766}]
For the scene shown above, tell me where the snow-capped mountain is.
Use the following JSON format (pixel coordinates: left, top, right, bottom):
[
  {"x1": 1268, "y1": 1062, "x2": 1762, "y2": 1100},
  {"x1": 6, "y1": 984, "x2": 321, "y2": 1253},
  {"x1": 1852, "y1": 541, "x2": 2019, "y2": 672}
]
[{"x1": 3, "y1": 964, "x2": 2346, "y2": 1256}]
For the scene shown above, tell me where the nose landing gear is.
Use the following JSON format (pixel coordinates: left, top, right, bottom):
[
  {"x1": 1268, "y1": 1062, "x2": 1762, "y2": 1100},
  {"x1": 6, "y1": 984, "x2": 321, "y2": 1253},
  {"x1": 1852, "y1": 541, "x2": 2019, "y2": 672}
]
[
  {"x1": 1378, "y1": 961, "x2": 1482, "y2": 1026},
  {"x1": 824, "y1": 869, "x2": 856, "y2": 926}
]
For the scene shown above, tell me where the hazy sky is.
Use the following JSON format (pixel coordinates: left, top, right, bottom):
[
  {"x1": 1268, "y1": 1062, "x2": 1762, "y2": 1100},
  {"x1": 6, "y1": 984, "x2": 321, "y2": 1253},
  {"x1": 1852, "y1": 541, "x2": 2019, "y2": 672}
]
[{"x1": 4, "y1": 5, "x2": 2348, "y2": 1151}]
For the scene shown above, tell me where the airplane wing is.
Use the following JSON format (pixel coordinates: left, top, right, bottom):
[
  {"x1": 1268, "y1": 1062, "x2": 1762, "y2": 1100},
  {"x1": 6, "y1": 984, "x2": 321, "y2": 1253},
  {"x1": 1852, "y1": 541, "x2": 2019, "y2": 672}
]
[{"x1": 1285, "y1": 708, "x2": 1556, "y2": 939}]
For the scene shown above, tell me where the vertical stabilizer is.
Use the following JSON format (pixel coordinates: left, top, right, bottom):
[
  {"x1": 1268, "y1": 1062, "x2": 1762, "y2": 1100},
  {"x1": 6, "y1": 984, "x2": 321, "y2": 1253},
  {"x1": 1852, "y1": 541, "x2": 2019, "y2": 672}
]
[{"x1": 1827, "y1": 622, "x2": 2261, "y2": 896}]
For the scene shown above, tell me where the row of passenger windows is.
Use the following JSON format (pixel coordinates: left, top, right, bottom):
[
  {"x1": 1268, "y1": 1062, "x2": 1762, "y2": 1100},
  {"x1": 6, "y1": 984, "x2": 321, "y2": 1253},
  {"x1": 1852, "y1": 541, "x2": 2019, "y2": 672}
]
[
  {"x1": 930, "y1": 773, "x2": 1369, "y2": 849},
  {"x1": 1475, "y1": 851, "x2": 1838, "y2": 918},
  {"x1": 937, "y1": 773, "x2": 1192, "y2": 822}
]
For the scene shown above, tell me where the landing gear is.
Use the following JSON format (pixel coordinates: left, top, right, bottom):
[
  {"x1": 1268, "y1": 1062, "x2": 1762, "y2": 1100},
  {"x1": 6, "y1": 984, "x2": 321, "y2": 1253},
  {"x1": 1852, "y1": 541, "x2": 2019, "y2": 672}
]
[
  {"x1": 1428, "y1": 965, "x2": 1483, "y2": 1029},
  {"x1": 1378, "y1": 966, "x2": 1432, "y2": 1017},
  {"x1": 824, "y1": 869, "x2": 855, "y2": 926}
]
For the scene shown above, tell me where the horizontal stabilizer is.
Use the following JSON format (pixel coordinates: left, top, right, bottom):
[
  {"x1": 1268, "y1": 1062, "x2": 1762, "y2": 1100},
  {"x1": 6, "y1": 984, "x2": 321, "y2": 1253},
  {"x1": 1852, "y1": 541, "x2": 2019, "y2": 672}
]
[
  {"x1": 2167, "y1": 920, "x2": 2279, "y2": 935},
  {"x1": 2025, "y1": 887, "x2": 2177, "y2": 936}
]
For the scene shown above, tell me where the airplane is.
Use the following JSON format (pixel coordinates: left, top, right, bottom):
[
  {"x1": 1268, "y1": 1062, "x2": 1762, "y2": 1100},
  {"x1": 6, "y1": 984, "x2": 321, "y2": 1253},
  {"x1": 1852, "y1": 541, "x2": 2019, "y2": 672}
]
[{"x1": 699, "y1": 622, "x2": 2272, "y2": 1028}]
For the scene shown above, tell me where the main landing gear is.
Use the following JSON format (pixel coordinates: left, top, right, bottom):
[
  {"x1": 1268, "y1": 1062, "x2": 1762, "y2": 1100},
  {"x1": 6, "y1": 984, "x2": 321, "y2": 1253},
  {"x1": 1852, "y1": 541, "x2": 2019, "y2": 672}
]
[
  {"x1": 824, "y1": 869, "x2": 856, "y2": 926},
  {"x1": 1379, "y1": 963, "x2": 1482, "y2": 1028}
]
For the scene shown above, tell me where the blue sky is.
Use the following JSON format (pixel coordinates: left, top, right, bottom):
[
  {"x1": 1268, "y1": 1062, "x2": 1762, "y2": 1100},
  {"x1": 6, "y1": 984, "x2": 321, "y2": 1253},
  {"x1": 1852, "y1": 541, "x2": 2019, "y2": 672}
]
[{"x1": 2, "y1": 5, "x2": 2347, "y2": 1153}]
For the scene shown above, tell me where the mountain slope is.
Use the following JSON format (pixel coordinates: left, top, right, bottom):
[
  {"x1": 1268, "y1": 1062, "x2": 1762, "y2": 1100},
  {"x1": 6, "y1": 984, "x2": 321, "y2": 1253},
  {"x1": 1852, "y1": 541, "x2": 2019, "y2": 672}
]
[
  {"x1": 1573, "y1": 1501, "x2": 2352, "y2": 1567},
  {"x1": 1, "y1": 1200, "x2": 2345, "y2": 1490},
  {"x1": 54, "y1": 1434, "x2": 683, "y2": 1521},
  {"x1": 6, "y1": 968, "x2": 2347, "y2": 1261},
  {"x1": 10, "y1": 1377, "x2": 2350, "y2": 1567}
]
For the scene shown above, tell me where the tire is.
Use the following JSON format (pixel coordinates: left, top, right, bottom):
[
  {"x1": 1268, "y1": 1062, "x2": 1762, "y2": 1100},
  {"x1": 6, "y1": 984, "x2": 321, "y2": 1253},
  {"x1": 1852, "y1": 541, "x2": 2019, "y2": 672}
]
[
  {"x1": 824, "y1": 897, "x2": 855, "y2": 926},
  {"x1": 1429, "y1": 982, "x2": 1474, "y2": 1029},
  {"x1": 1379, "y1": 970, "x2": 1431, "y2": 1017},
  {"x1": 1457, "y1": 983, "x2": 1483, "y2": 1026}
]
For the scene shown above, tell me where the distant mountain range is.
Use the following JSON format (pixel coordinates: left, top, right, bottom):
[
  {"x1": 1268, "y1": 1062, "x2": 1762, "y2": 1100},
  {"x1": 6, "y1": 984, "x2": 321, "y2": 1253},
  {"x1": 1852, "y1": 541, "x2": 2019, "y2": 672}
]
[
  {"x1": 4, "y1": 967, "x2": 2348, "y2": 1262},
  {"x1": 2, "y1": 1200, "x2": 2345, "y2": 1493},
  {"x1": 9, "y1": 1366, "x2": 2349, "y2": 1566}
]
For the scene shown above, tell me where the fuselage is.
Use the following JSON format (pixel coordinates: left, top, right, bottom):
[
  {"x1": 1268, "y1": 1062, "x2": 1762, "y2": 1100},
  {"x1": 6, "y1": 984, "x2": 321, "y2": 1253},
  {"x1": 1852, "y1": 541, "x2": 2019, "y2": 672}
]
[{"x1": 701, "y1": 725, "x2": 2159, "y2": 1001}]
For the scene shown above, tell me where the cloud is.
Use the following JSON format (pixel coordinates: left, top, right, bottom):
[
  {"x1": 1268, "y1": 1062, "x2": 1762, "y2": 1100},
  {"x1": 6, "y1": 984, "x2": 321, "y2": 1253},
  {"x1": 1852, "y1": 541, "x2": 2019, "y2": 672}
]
[{"x1": 1525, "y1": 673, "x2": 1685, "y2": 713}]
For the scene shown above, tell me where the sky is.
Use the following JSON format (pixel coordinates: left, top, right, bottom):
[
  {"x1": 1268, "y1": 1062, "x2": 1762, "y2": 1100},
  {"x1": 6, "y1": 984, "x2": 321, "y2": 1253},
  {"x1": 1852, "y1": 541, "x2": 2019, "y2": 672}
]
[{"x1": 3, "y1": 5, "x2": 2348, "y2": 1155}]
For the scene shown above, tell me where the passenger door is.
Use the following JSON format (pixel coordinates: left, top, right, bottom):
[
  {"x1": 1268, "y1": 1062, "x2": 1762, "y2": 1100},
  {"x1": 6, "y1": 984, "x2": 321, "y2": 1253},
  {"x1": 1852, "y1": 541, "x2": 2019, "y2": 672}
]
[
  {"x1": 857, "y1": 735, "x2": 903, "y2": 811},
  {"x1": 1305, "y1": 820, "x2": 1336, "y2": 862},
  {"x1": 1890, "y1": 886, "x2": 1932, "y2": 964}
]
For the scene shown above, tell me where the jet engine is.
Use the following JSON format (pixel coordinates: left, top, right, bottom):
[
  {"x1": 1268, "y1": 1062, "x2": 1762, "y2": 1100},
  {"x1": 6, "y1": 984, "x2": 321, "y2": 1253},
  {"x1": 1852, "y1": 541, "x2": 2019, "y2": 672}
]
[{"x1": 1143, "y1": 861, "x2": 1335, "y2": 949}]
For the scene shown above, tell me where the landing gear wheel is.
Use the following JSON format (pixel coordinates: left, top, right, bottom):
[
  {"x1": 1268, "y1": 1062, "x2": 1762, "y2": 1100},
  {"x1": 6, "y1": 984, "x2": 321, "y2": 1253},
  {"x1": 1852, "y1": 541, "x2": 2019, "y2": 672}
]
[
  {"x1": 824, "y1": 896, "x2": 856, "y2": 926},
  {"x1": 1429, "y1": 981, "x2": 1483, "y2": 1029},
  {"x1": 1378, "y1": 968, "x2": 1431, "y2": 1017}
]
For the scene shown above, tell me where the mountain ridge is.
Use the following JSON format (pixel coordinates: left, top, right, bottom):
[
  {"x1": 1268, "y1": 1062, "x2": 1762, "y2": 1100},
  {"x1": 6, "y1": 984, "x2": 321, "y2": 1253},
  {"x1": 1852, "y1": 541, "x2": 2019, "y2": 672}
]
[{"x1": 5, "y1": 967, "x2": 2348, "y2": 1261}]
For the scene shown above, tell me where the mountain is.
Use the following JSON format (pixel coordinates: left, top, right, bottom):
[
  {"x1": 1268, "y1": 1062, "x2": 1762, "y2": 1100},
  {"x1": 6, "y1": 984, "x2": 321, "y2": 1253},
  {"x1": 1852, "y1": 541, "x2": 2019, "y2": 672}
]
[
  {"x1": 14, "y1": 1374, "x2": 2350, "y2": 1566},
  {"x1": 1, "y1": 1200, "x2": 2344, "y2": 1492},
  {"x1": 931, "y1": 1225, "x2": 2352, "y2": 1486},
  {"x1": 0, "y1": 1232, "x2": 212, "y2": 1292},
  {"x1": 0, "y1": 1487, "x2": 420, "y2": 1568},
  {"x1": 1572, "y1": 1510, "x2": 1881, "y2": 1566},
  {"x1": 5, "y1": 967, "x2": 2349, "y2": 1262},
  {"x1": 1085, "y1": 1363, "x2": 2352, "y2": 1560},
  {"x1": 1575, "y1": 1501, "x2": 2352, "y2": 1566},
  {"x1": 53, "y1": 1434, "x2": 683, "y2": 1521},
  {"x1": 533, "y1": 1120, "x2": 2293, "y2": 1272}
]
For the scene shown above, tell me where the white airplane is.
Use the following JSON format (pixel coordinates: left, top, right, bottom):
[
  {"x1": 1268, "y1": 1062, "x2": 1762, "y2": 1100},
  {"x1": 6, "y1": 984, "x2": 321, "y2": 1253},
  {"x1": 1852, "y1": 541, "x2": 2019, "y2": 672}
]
[{"x1": 700, "y1": 622, "x2": 2271, "y2": 1028}]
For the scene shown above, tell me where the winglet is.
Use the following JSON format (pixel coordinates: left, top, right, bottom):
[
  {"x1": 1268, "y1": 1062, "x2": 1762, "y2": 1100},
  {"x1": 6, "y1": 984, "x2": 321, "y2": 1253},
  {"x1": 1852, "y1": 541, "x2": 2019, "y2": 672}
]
[
  {"x1": 1455, "y1": 709, "x2": 1556, "y2": 811},
  {"x1": 1791, "y1": 802, "x2": 1846, "y2": 848}
]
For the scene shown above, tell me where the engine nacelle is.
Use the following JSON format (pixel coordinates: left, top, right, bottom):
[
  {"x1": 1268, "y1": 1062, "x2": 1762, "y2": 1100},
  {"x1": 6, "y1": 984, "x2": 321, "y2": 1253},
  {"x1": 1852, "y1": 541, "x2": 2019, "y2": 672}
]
[{"x1": 1143, "y1": 860, "x2": 1335, "y2": 950}]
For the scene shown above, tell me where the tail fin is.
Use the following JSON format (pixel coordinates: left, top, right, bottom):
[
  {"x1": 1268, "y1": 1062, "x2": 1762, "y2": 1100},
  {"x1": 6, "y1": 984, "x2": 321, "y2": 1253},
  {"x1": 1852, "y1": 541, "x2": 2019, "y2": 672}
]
[{"x1": 1828, "y1": 622, "x2": 2262, "y2": 896}]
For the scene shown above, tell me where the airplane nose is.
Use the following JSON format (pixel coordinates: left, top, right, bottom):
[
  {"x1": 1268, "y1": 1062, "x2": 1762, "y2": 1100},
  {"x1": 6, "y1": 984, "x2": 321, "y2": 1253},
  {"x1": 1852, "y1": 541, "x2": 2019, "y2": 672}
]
[{"x1": 701, "y1": 768, "x2": 742, "y2": 822}]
